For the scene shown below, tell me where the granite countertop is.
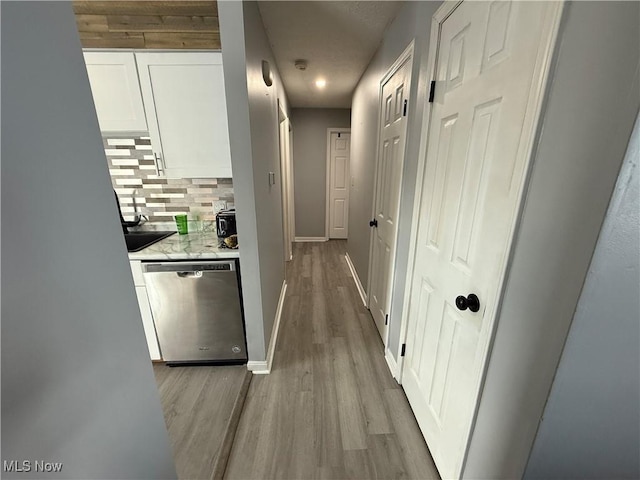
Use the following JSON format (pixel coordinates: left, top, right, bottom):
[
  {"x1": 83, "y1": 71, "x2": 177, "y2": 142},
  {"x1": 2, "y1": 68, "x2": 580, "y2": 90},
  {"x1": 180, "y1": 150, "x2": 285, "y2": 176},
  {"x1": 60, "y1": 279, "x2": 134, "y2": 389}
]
[{"x1": 128, "y1": 232, "x2": 239, "y2": 260}]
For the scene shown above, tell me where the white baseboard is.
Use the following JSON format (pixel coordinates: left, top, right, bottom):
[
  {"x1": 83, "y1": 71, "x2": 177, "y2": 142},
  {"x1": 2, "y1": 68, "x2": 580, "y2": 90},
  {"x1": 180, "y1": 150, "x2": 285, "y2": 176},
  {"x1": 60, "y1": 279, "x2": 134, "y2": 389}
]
[
  {"x1": 294, "y1": 236, "x2": 328, "y2": 242},
  {"x1": 385, "y1": 348, "x2": 401, "y2": 382},
  {"x1": 344, "y1": 253, "x2": 368, "y2": 307},
  {"x1": 246, "y1": 360, "x2": 269, "y2": 374},
  {"x1": 248, "y1": 280, "x2": 287, "y2": 375}
]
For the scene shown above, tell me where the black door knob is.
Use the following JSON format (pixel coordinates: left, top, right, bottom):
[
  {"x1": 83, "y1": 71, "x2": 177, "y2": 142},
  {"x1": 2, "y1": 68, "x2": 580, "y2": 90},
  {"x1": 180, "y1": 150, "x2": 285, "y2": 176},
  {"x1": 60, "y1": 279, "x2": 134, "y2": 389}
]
[
  {"x1": 455, "y1": 294, "x2": 480, "y2": 312},
  {"x1": 369, "y1": 219, "x2": 378, "y2": 228}
]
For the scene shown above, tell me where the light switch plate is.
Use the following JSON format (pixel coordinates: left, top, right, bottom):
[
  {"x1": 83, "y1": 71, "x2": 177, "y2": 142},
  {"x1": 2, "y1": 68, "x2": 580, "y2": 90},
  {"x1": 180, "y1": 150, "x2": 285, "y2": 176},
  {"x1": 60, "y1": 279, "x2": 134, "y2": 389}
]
[{"x1": 213, "y1": 201, "x2": 227, "y2": 213}]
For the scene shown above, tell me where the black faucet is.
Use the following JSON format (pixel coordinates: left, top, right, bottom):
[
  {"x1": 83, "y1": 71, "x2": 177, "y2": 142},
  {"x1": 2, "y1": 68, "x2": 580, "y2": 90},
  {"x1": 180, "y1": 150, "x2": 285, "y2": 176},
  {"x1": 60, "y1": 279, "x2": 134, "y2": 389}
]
[{"x1": 114, "y1": 190, "x2": 141, "y2": 234}]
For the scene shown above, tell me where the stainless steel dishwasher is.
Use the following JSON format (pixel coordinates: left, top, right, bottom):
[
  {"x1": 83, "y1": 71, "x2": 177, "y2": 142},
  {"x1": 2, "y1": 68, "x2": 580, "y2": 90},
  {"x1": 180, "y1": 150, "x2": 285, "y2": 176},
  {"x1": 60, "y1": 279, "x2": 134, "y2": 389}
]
[{"x1": 142, "y1": 260, "x2": 247, "y2": 365}]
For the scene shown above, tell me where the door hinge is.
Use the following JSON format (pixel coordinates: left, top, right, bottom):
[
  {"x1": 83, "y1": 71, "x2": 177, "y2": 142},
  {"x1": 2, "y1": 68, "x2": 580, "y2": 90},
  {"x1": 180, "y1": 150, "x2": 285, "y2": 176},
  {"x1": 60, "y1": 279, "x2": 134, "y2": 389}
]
[
  {"x1": 338, "y1": 132, "x2": 341, "y2": 138},
  {"x1": 402, "y1": 99, "x2": 408, "y2": 116},
  {"x1": 401, "y1": 343, "x2": 406, "y2": 357},
  {"x1": 428, "y1": 81, "x2": 436, "y2": 103},
  {"x1": 369, "y1": 218, "x2": 378, "y2": 228},
  {"x1": 385, "y1": 314, "x2": 389, "y2": 326}
]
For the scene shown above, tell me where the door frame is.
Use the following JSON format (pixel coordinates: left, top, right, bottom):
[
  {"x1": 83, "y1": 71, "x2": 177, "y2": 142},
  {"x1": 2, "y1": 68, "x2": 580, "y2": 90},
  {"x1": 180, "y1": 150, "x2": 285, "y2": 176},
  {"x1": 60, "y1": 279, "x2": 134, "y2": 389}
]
[
  {"x1": 395, "y1": 0, "x2": 565, "y2": 474},
  {"x1": 325, "y1": 127, "x2": 351, "y2": 240},
  {"x1": 278, "y1": 100, "x2": 294, "y2": 261},
  {"x1": 288, "y1": 120, "x2": 295, "y2": 250},
  {"x1": 365, "y1": 41, "x2": 414, "y2": 345}
]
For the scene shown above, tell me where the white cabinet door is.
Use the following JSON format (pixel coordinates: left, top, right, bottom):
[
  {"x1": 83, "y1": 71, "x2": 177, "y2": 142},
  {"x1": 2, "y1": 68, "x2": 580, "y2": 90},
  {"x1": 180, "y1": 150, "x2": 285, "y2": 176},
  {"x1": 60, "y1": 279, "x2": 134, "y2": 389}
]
[
  {"x1": 83, "y1": 51, "x2": 147, "y2": 133},
  {"x1": 129, "y1": 260, "x2": 145, "y2": 286},
  {"x1": 130, "y1": 261, "x2": 161, "y2": 360},
  {"x1": 135, "y1": 286, "x2": 162, "y2": 361},
  {"x1": 136, "y1": 52, "x2": 232, "y2": 178}
]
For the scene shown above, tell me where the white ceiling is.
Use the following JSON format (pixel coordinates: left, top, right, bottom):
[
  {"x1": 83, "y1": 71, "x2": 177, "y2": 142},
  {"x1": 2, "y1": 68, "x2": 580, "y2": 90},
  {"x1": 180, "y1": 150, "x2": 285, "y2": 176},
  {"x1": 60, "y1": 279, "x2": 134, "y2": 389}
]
[{"x1": 257, "y1": 1, "x2": 404, "y2": 109}]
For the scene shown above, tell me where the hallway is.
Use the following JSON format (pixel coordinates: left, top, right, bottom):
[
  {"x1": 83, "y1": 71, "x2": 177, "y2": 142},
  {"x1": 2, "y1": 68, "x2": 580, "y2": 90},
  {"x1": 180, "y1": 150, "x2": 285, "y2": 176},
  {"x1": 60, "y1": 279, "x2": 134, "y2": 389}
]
[{"x1": 224, "y1": 241, "x2": 440, "y2": 479}]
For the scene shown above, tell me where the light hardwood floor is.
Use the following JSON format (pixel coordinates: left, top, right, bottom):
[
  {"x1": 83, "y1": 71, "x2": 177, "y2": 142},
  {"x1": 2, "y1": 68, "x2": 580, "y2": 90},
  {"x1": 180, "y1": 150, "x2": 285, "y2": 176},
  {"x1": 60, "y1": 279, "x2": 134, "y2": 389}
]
[
  {"x1": 224, "y1": 241, "x2": 440, "y2": 480},
  {"x1": 153, "y1": 364, "x2": 250, "y2": 480}
]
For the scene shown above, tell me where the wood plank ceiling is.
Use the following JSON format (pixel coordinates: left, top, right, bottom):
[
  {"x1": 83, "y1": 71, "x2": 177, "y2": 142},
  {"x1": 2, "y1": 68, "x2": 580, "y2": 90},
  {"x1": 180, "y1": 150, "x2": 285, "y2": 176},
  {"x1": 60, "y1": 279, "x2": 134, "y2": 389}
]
[{"x1": 73, "y1": 1, "x2": 220, "y2": 49}]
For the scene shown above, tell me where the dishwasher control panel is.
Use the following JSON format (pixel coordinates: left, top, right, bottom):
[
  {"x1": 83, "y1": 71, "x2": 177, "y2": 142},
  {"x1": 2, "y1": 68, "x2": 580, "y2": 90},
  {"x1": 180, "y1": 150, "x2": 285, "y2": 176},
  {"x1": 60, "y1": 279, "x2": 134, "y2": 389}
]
[
  {"x1": 143, "y1": 260, "x2": 235, "y2": 273},
  {"x1": 197, "y1": 263, "x2": 231, "y2": 271}
]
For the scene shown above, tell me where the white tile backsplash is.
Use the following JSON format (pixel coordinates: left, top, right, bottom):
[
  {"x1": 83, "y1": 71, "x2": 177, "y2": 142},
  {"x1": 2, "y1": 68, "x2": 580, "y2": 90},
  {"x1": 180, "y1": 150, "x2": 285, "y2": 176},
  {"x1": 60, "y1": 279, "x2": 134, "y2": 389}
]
[{"x1": 104, "y1": 135, "x2": 234, "y2": 223}]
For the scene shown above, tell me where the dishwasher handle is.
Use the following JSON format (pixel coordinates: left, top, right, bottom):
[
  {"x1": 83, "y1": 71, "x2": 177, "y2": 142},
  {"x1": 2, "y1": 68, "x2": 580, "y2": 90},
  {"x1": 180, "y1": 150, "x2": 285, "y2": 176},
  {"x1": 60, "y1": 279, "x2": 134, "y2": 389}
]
[
  {"x1": 177, "y1": 271, "x2": 203, "y2": 278},
  {"x1": 143, "y1": 260, "x2": 236, "y2": 273}
]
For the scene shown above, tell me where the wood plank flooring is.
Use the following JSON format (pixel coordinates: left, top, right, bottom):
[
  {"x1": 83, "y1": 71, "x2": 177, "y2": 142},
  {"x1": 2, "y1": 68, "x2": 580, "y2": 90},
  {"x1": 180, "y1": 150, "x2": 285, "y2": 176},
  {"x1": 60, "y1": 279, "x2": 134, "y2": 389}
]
[
  {"x1": 224, "y1": 241, "x2": 439, "y2": 480},
  {"x1": 153, "y1": 364, "x2": 249, "y2": 480}
]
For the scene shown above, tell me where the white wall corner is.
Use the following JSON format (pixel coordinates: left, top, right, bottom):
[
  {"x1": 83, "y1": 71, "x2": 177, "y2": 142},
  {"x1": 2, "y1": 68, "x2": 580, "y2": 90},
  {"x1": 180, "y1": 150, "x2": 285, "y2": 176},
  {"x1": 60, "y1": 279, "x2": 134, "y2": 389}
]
[
  {"x1": 294, "y1": 237, "x2": 328, "y2": 242},
  {"x1": 248, "y1": 280, "x2": 287, "y2": 375},
  {"x1": 344, "y1": 253, "x2": 368, "y2": 307}
]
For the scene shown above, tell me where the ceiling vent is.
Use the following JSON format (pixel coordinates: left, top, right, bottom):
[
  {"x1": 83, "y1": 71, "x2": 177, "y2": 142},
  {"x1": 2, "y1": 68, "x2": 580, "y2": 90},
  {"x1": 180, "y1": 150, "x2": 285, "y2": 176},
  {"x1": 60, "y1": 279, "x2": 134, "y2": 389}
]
[{"x1": 294, "y1": 59, "x2": 308, "y2": 71}]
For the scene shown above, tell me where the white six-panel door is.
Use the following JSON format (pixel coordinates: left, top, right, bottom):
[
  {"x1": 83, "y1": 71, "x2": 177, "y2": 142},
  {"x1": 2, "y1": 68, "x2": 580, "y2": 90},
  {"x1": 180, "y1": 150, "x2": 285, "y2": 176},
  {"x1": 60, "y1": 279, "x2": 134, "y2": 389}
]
[
  {"x1": 328, "y1": 132, "x2": 351, "y2": 239},
  {"x1": 369, "y1": 56, "x2": 412, "y2": 343},
  {"x1": 401, "y1": 2, "x2": 558, "y2": 478}
]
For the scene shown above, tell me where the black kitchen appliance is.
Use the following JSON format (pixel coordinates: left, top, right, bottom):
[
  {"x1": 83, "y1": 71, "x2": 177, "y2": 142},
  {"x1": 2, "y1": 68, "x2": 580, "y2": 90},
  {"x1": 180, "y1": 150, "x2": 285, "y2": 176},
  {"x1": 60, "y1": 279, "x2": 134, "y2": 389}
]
[{"x1": 216, "y1": 209, "x2": 237, "y2": 238}]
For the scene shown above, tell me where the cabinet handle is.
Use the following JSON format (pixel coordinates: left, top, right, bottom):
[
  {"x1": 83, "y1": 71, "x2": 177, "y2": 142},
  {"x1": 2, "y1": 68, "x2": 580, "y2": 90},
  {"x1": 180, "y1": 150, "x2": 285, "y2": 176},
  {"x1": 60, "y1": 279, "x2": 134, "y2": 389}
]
[
  {"x1": 153, "y1": 153, "x2": 160, "y2": 176},
  {"x1": 154, "y1": 152, "x2": 165, "y2": 176}
]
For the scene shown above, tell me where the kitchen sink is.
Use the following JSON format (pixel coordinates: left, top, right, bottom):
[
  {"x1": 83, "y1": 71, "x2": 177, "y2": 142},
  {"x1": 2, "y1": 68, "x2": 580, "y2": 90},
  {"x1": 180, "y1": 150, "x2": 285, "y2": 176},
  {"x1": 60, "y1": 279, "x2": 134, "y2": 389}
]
[{"x1": 125, "y1": 231, "x2": 175, "y2": 252}]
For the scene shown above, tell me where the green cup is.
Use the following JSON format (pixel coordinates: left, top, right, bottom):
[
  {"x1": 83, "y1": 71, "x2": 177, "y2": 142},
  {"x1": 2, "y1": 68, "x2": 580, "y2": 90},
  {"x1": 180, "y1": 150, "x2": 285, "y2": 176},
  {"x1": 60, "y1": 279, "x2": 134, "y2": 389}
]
[{"x1": 174, "y1": 214, "x2": 189, "y2": 235}]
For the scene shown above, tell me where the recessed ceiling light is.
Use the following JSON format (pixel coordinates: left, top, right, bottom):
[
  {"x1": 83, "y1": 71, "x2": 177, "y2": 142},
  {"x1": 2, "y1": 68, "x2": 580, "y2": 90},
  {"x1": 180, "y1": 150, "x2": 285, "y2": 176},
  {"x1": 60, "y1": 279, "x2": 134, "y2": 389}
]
[{"x1": 315, "y1": 79, "x2": 327, "y2": 89}]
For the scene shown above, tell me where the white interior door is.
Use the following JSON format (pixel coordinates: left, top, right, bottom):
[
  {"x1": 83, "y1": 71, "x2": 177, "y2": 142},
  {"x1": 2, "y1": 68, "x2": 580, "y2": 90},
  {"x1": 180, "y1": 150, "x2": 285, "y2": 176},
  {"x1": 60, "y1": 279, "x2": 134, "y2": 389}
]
[
  {"x1": 328, "y1": 131, "x2": 351, "y2": 239},
  {"x1": 369, "y1": 56, "x2": 412, "y2": 343},
  {"x1": 401, "y1": 2, "x2": 557, "y2": 478}
]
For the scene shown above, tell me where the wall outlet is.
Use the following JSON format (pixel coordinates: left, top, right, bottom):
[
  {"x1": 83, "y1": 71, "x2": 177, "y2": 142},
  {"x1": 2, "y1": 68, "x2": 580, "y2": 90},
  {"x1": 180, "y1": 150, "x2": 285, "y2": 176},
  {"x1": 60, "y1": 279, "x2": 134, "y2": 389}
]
[{"x1": 213, "y1": 201, "x2": 227, "y2": 213}]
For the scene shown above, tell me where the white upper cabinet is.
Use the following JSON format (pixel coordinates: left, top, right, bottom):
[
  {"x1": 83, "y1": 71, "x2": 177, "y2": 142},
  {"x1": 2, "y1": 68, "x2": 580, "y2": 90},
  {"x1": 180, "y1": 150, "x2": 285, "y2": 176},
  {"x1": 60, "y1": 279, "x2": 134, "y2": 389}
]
[
  {"x1": 135, "y1": 52, "x2": 232, "y2": 178},
  {"x1": 83, "y1": 51, "x2": 148, "y2": 133}
]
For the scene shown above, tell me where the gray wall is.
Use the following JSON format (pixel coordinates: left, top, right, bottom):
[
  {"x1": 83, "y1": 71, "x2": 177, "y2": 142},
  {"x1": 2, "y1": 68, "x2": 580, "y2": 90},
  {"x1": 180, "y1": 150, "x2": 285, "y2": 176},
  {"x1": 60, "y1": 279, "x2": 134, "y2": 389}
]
[
  {"x1": 219, "y1": 0, "x2": 290, "y2": 362},
  {"x1": 463, "y1": 2, "x2": 640, "y2": 478},
  {"x1": 348, "y1": 1, "x2": 442, "y2": 359},
  {"x1": 1, "y1": 2, "x2": 176, "y2": 478},
  {"x1": 524, "y1": 112, "x2": 640, "y2": 479},
  {"x1": 291, "y1": 108, "x2": 351, "y2": 238}
]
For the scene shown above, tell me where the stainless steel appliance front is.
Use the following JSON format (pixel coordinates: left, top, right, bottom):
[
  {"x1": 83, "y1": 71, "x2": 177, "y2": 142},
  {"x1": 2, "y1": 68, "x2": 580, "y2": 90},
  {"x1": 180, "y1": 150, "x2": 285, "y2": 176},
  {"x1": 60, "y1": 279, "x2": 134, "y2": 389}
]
[{"x1": 142, "y1": 260, "x2": 247, "y2": 364}]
